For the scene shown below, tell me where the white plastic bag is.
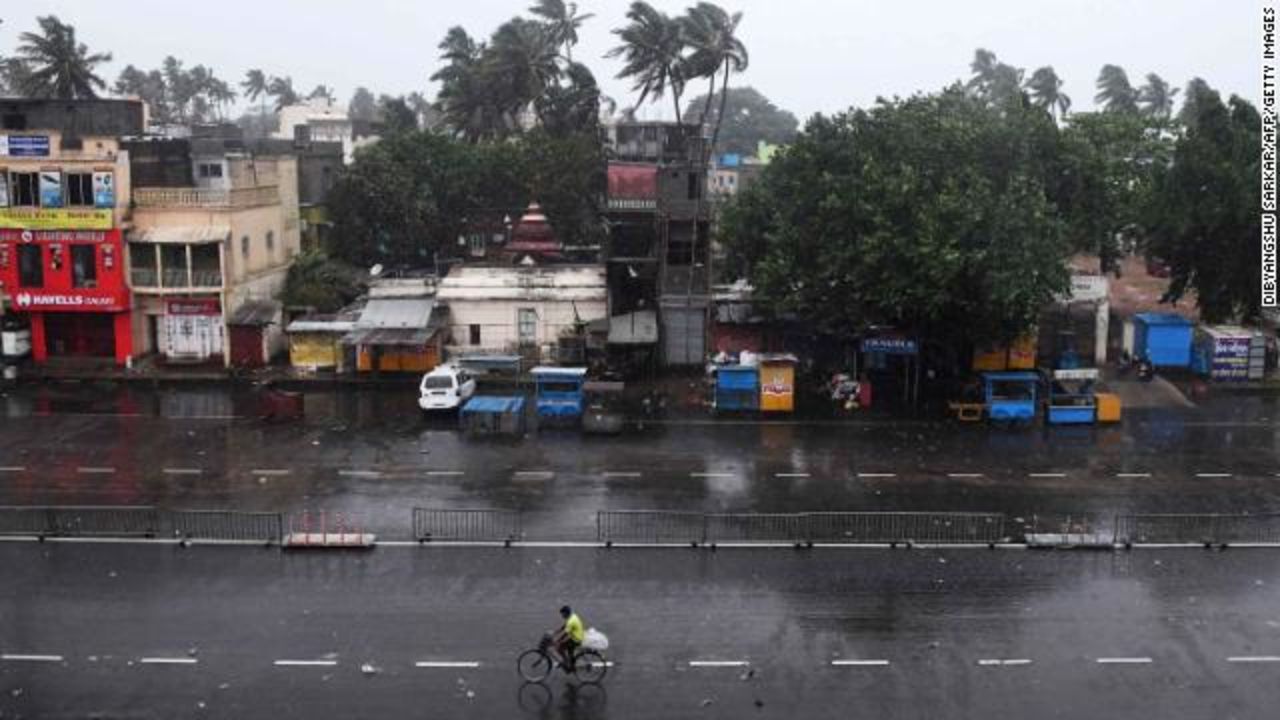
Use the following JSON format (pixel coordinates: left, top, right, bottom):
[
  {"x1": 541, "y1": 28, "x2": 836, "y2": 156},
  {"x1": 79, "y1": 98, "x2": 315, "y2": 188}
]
[{"x1": 583, "y1": 628, "x2": 609, "y2": 651}]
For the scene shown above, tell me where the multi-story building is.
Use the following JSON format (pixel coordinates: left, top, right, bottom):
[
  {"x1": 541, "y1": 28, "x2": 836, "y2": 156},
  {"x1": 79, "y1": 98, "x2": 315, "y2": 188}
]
[
  {"x1": 275, "y1": 98, "x2": 380, "y2": 165},
  {"x1": 123, "y1": 135, "x2": 302, "y2": 366},
  {"x1": 0, "y1": 99, "x2": 144, "y2": 365}
]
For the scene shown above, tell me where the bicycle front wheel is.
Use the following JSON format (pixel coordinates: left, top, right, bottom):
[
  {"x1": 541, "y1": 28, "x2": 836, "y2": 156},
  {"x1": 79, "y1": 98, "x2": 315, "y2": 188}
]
[
  {"x1": 573, "y1": 650, "x2": 608, "y2": 683},
  {"x1": 518, "y1": 649, "x2": 553, "y2": 682}
]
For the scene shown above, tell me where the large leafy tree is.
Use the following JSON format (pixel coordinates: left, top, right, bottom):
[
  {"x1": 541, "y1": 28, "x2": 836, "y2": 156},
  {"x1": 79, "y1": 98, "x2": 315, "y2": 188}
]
[
  {"x1": 1095, "y1": 64, "x2": 1139, "y2": 114},
  {"x1": 681, "y1": 86, "x2": 797, "y2": 156},
  {"x1": 607, "y1": 1, "x2": 689, "y2": 122},
  {"x1": 279, "y1": 249, "x2": 366, "y2": 313},
  {"x1": 15, "y1": 15, "x2": 112, "y2": 99},
  {"x1": 1147, "y1": 84, "x2": 1262, "y2": 322},
  {"x1": 720, "y1": 86, "x2": 1070, "y2": 347},
  {"x1": 348, "y1": 86, "x2": 378, "y2": 122}
]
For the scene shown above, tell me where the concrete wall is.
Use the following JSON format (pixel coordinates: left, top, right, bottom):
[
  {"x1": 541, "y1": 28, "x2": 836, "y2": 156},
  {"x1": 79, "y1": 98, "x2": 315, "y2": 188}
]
[{"x1": 444, "y1": 298, "x2": 607, "y2": 356}]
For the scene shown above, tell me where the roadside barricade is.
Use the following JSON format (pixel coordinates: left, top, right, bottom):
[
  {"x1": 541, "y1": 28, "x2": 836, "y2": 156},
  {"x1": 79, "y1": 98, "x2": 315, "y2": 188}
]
[
  {"x1": 1115, "y1": 513, "x2": 1280, "y2": 547},
  {"x1": 596, "y1": 510, "x2": 706, "y2": 545},
  {"x1": 0, "y1": 506, "x2": 159, "y2": 538},
  {"x1": 413, "y1": 508, "x2": 523, "y2": 544},
  {"x1": 170, "y1": 510, "x2": 284, "y2": 544},
  {"x1": 596, "y1": 510, "x2": 1008, "y2": 546},
  {"x1": 803, "y1": 511, "x2": 1007, "y2": 545}
]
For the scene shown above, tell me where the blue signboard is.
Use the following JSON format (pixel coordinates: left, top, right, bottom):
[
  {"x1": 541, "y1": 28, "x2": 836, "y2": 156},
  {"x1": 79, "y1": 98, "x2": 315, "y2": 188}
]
[
  {"x1": 861, "y1": 337, "x2": 918, "y2": 355},
  {"x1": 1, "y1": 135, "x2": 52, "y2": 157},
  {"x1": 93, "y1": 172, "x2": 115, "y2": 208}
]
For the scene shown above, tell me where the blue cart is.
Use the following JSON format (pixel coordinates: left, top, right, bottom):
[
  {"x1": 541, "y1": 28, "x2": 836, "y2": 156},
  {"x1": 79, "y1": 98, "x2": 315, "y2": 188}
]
[
  {"x1": 460, "y1": 395, "x2": 527, "y2": 436},
  {"x1": 714, "y1": 365, "x2": 759, "y2": 413},
  {"x1": 983, "y1": 371, "x2": 1040, "y2": 423},
  {"x1": 531, "y1": 366, "x2": 588, "y2": 420},
  {"x1": 1046, "y1": 368, "x2": 1098, "y2": 425}
]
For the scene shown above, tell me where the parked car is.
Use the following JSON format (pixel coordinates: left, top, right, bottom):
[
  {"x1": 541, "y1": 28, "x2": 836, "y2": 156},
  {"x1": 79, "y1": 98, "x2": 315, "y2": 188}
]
[{"x1": 419, "y1": 365, "x2": 477, "y2": 412}]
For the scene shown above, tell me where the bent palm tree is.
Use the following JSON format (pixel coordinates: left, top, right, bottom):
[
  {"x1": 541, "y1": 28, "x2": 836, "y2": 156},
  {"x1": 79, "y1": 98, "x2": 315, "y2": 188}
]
[
  {"x1": 607, "y1": 1, "x2": 688, "y2": 123},
  {"x1": 268, "y1": 76, "x2": 300, "y2": 111},
  {"x1": 16, "y1": 15, "x2": 112, "y2": 99},
  {"x1": 1025, "y1": 66, "x2": 1071, "y2": 121},
  {"x1": 1137, "y1": 72, "x2": 1177, "y2": 121},
  {"x1": 682, "y1": 2, "x2": 748, "y2": 150},
  {"x1": 1095, "y1": 64, "x2": 1138, "y2": 114},
  {"x1": 242, "y1": 68, "x2": 269, "y2": 117},
  {"x1": 530, "y1": 0, "x2": 594, "y2": 61}
]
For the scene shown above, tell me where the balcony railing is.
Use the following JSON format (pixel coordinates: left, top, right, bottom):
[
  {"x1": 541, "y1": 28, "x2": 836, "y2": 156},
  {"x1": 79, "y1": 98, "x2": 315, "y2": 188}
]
[
  {"x1": 131, "y1": 268, "x2": 158, "y2": 288},
  {"x1": 133, "y1": 186, "x2": 280, "y2": 209},
  {"x1": 161, "y1": 269, "x2": 189, "y2": 288},
  {"x1": 192, "y1": 269, "x2": 223, "y2": 288}
]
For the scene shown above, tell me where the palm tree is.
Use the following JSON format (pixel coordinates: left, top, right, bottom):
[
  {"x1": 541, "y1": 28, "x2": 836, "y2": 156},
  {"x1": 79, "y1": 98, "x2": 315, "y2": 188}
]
[
  {"x1": 15, "y1": 15, "x2": 112, "y2": 99},
  {"x1": 1137, "y1": 72, "x2": 1177, "y2": 121},
  {"x1": 431, "y1": 27, "x2": 504, "y2": 140},
  {"x1": 681, "y1": 2, "x2": 748, "y2": 147},
  {"x1": 490, "y1": 18, "x2": 561, "y2": 126},
  {"x1": 1095, "y1": 64, "x2": 1139, "y2": 114},
  {"x1": 966, "y1": 48, "x2": 1024, "y2": 106},
  {"x1": 529, "y1": 0, "x2": 594, "y2": 61},
  {"x1": 607, "y1": 1, "x2": 689, "y2": 123},
  {"x1": 1025, "y1": 66, "x2": 1071, "y2": 121},
  {"x1": 1177, "y1": 77, "x2": 1215, "y2": 129},
  {"x1": 308, "y1": 84, "x2": 335, "y2": 104},
  {"x1": 242, "y1": 68, "x2": 269, "y2": 117},
  {"x1": 268, "y1": 76, "x2": 300, "y2": 110}
]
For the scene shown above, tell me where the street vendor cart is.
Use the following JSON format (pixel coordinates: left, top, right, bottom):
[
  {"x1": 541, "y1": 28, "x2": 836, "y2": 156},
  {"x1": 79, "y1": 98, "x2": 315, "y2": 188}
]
[
  {"x1": 1046, "y1": 368, "x2": 1098, "y2": 425},
  {"x1": 983, "y1": 371, "x2": 1040, "y2": 424}
]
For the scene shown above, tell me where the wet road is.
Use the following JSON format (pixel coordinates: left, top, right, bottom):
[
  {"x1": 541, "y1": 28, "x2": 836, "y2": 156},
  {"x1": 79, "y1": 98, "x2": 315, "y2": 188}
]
[
  {"x1": 2, "y1": 542, "x2": 1280, "y2": 719},
  {"x1": 0, "y1": 382, "x2": 1277, "y2": 538}
]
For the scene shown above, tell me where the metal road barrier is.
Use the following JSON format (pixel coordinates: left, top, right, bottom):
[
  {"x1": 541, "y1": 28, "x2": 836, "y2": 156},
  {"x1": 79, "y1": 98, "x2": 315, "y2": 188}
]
[
  {"x1": 170, "y1": 510, "x2": 284, "y2": 543},
  {"x1": 1115, "y1": 513, "x2": 1280, "y2": 546},
  {"x1": 0, "y1": 506, "x2": 160, "y2": 538},
  {"x1": 596, "y1": 510, "x2": 707, "y2": 545},
  {"x1": 705, "y1": 513, "x2": 801, "y2": 543},
  {"x1": 802, "y1": 512, "x2": 1007, "y2": 545},
  {"x1": 413, "y1": 508, "x2": 523, "y2": 543}
]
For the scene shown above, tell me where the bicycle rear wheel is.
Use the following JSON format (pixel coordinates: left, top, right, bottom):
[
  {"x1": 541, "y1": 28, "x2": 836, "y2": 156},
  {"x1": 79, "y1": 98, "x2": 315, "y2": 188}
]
[
  {"x1": 518, "y1": 649, "x2": 553, "y2": 682},
  {"x1": 573, "y1": 650, "x2": 608, "y2": 683}
]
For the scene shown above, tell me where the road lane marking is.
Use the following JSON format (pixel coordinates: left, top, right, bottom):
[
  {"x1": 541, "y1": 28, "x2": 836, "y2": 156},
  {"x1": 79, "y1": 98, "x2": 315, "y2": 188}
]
[
  {"x1": 415, "y1": 661, "x2": 481, "y2": 668},
  {"x1": 425, "y1": 470, "x2": 465, "y2": 477},
  {"x1": 1028, "y1": 473, "x2": 1066, "y2": 478},
  {"x1": 775, "y1": 472, "x2": 811, "y2": 478},
  {"x1": 977, "y1": 659, "x2": 1032, "y2": 666},
  {"x1": 274, "y1": 659, "x2": 338, "y2": 667},
  {"x1": 1228, "y1": 656, "x2": 1280, "y2": 663},
  {"x1": 514, "y1": 471, "x2": 554, "y2": 479},
  {"x1": 1116, "y1": 473, "x2": 1151, "y2": 478},
  {"x1": 947, "y1": 473, "x2": 983, "y2": 478},
  {"x1": 602, "y1": 471, "x2": 642, "y2": 478},
  {"x1": 0, "y1": 466, "x2": 26, "y2": 472},
  {"x1": 2, "y1": 654, "x2": 63, "y2": 662},
  {"x1": 1195, "y1": 473, "x2": 1233, "y2": 478},
  {"x1": 140, "y1": 657, "x2": 198, "y2": 665},
  {"x1": 690, "y1": 473, "x2": 735, "y2": 479},
  {"x1": 856, "y1": 473, "x2": 896, "y2": 478},
  {"x1": 76, "y1": 466, "x2": 115, "y2": 474},
  {"x1": 252, "y1": 469, "x2": 292, "y2": 476},
  {"x1": 338, "y1": 470, "x2": 382, "y2": 478},
  {"x1": 689, "y1": 660, "x2": 749, "y2": 667},
  {"x1": 162, "y1": 468, "x2": 202, "y2": 475},
  {"x1": 1096, "y1": 657, "x2": 1152, "y2": 664},
  {"x1": 831, "y1": 659, "x2": 890, "y2": 667}
]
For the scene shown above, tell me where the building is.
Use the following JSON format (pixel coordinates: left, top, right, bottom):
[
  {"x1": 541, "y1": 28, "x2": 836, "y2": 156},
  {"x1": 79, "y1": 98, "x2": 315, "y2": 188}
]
[
  {"x1": 342, "y1": 277, "x2": 444, "y2": 373},
  {"x1": 502, "y1": 203, "x2": 562, "y2": 264},
  {"x1": 437, "y1": 265, "x2": 607, "y2": 362},
  {"x1": 286, "y1": 307, "x2": 359, "y2": 373},
  {"x1": 0, "y1": 98, "x2": 145, "y2": 365},
  {"x1": 122, "y1": 136, "x2": 302, "y2": 366},
  {"x1": 274, "y1": 98, "x2": 380, "y2": 165}
]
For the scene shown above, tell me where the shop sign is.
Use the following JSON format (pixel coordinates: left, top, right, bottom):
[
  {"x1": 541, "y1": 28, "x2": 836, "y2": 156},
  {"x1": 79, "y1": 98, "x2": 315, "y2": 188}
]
[
  {"x1": 11, "y1": 289, "x2": 128, "y2": 312},
  {"x1": 0, "y1": 135, "x2": 51, "y2": 157},
  {"x1": 0, "y1": 207, "x2": 113, "y2": 230},
  {"x1": 166, "y1": 298, "x2": 221, "y2": 316},
  {"x1": 861, "y1": 337, "x2": 918, "y2": 355},
  {"x1": 93, "y1": 171, "x2": 116, "y2": 208},
  {"x1": 0, "y1": 229, "x2": 115, "y2": 244},
  {"x1": 39, "y1": 171, "x2": 63, "y2": 208}
]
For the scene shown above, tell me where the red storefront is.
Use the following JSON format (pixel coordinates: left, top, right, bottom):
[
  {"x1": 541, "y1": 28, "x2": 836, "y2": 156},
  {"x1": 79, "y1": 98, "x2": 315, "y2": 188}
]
[{"x1": 0, "y1": 229, "x2": 132, "y2": 365}]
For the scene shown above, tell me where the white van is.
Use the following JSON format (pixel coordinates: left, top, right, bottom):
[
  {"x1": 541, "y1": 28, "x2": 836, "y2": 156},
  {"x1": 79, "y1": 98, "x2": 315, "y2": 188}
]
[{"x1": 419, "y1": 365, "x2": 477, "y2": 412}]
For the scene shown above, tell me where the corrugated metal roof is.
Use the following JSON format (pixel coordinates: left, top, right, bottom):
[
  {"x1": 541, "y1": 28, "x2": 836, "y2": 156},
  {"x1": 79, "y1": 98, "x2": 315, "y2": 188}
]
[
  {"x1": 342, "y1": 327, "x2": 436, "y2": 346},
  {"x1": 356, "y1": 298, "x2": 436, "y2": 329},
  {"x1": 227, "y1": 299, "x2": 279, "y2": 326},
  {"x1": 287, "y1": 319, "x2": 356, "y2": 333},
  {"x1": 131, "y1": 225, "x2": 230, "y2": 244},
  {"x1": 461, "y1": 396, "x2": 526, "y2": 415}
]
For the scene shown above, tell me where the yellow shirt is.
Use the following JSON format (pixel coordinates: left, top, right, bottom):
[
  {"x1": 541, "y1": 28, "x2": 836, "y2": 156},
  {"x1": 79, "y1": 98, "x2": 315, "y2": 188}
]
[{"x1": 564, "y1": 613, "x2": 585, "y2": 644}]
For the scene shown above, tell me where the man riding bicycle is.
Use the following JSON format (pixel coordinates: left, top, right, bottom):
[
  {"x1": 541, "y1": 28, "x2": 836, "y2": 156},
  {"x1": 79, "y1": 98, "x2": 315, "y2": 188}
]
[{"x1": 553, "y1": 605, "x2": 585, "y2": 671}]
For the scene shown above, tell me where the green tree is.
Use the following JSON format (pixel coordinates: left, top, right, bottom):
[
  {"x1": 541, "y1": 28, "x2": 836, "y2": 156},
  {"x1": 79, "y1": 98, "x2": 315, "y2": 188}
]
[
  {"x1": 280, "y1": 249, "x2": 366, "y2": 312},
  {"x1": 607, "y1": 1, "x2": 688, "y2": 122},
  {"x1": 348, "y1": 86, "x2": 378, "y2": 122},
  {"x1": 529, "y1": 0, "x2": 594, "y2": 61},
  {"x1": 966, "y1": 48, "x2": 1025, "y2": 107},
  {"x1": 241, "y1": 68, "x2": 269, "y2": 116},
  {"x1": 268, "y1": 75, "x2": 300, "y2": 110},
  {"x1": 720, "y1": 86, "x2": 1070, "y2": 347},
  {"x1": 15, "y1": 15, "x2": 112, "y2": 99},
  {"x1": 308, "y1": 84, "x2": 335, "y2": 104},
  {"x1": 1137, "y1": 72, "x2": 1178, "y2": 120},
  {"x1": 1148, "y1": 84, "x2": 1261, "y2": 322},
  {"x1": 377, "y1": 94, "x2": 419, "y2": 133},
  {"x1": 1025, "y1": 66, "x2": 1070, "y2": 121},
  {"x1": 1177, "y1": 77, "x2": 1213, "y2": 129},
  {"x1": 490, "y1": 18, "x2": 562, "y2": 124},
  {"x1": 1095, "y1": 64, "x2": 1139, "y2": 113},
  {"x1": 681, "y1": 1, "x2": 748, "y2": 135},
  {"x1": 681, "y1": 86, "x2": 797, "y2": 156}
]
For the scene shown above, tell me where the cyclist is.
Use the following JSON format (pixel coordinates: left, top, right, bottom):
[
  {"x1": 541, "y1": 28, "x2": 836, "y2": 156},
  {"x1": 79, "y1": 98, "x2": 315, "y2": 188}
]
[{"x1": 553, "y1": 605, "x2": 585, "y2": 671}]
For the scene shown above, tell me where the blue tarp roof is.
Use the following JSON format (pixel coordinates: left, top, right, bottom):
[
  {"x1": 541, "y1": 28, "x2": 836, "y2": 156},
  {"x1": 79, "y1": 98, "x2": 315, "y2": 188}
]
[
  {"x1": 983, "y1": 371, "x2": 1041, "y2": 382},
  {"x1": 461, "y1": 396, "x2": 526, "y2": 415},
  {"x1": 1135, "y1": 312, "x2": 1192, "y2": 327}
]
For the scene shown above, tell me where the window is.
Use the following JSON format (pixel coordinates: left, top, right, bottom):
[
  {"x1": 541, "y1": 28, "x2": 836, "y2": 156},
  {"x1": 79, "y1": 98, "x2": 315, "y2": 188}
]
[
  {"x1": 266, "y1": 231, "x2": 275, "y2": 253},
  {"x1": 197, "y1": 163, "x2": 223, "y2": 179},
  {"x1": 469, "y1": 324, "x2": 481, "y2": 346},
  {"x1": 241, "y1": 235, "x2": 250, "y2": 259},
  {"x1": 517, "y1": 308, "x2": 537, "y2": 344},
  {"x1": 71, "y1": 244, "x2": 97, "y2": 288},
  {"x1": 18, "y1": 244, "x2": 42, "y2": 288},
  {"x1": 686, "y1": 170, "x2": 700, "y2": 200},
  {"x1": 9, "y1": 172, "x2": 39, "y2": 207},
  {"x1": 65, "y1": 172, "x2": 94, "y2": 207}
]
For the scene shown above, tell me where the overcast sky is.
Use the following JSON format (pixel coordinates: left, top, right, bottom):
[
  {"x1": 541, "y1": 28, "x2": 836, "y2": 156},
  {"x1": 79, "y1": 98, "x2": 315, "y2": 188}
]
[{"x1": 1, "y1": 1, "x2": 1265, "y2": 121}]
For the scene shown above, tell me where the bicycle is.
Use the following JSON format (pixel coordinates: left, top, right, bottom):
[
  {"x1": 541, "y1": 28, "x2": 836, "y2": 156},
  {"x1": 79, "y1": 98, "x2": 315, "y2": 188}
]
[{"x1": 517, "y1": 633, "x2": 608, "y2": 683}]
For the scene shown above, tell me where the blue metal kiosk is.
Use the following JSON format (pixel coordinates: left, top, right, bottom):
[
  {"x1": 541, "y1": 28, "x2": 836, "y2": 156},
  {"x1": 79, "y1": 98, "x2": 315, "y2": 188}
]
[
  {"x1": 714, "y1": 365, "x2": 760, "y2": 413},
  {"x1": 982, "y1": 371, "x2": 1040, "y2": 423},
  {"x1": 1046, "y1": 368, "x2": 1098, "y2": 425},
  {"x1": 531, "y1": 366, "x2": 588, "y2": 420}
]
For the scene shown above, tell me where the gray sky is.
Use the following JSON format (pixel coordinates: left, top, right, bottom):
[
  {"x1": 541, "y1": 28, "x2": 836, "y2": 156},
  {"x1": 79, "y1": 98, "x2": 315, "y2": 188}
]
[{"x1": 1, "y1": 1, "x2": 1264, "y2": 121}]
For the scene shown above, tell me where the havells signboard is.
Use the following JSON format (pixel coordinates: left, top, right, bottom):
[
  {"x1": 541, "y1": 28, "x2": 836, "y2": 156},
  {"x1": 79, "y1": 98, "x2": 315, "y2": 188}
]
[{"x1": 12, "y1": 289, "x2": 129, "y2": 312}]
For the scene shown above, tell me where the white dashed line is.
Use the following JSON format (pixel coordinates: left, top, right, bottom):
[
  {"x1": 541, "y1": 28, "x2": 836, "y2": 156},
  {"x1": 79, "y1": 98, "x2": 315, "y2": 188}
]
[
  {"x1": 415, "y1": 661, "x2": 481, "y2": 668},
  {"x1": 1116, "y1": 473, "x2": 1151, "y2": 478},
  {"x1": 1096, "y1": 657, "x2": 1152, "y2": 664},
  {"x1": 338, "y1": 470, "x2": 382, "y2": 478},
  {"x1": 251, "y1": 469, "x2": 292, "y2": 476},
  {"x1": 76, "y1": 466, "x2": 115, "y2": 474},
  {"x1": 1228, "y1": 656, "x2": 1280, "y2": 663},
  {"x1": 1195, "y1": 473, "x2": 1233, "y2": 478},
  {"x1": 775, "y1": 472, "x2": 811, "y2": 478},
  {"x1": 831, "y1": 659, "x2": 890, "y2": 667},
  {"x1": 690, "y1": 473, "x2": 735, "y2": 479},
  {"x1": 0, "y1": 466, "x2": 25, "y2": 472},
  {"x1": 273, "y1": 659, "x2": 338, "y2": 667},
  {"x1": 1028, "y1": 473, "x2": 1066, "y2": 478},
  {"x1": 977, "y1": 658, "x2": 1032, "y2": 666},
  {"x1": 947, "y1": 473, "x2": 984, "y2": 478},
  {"x1": 1, "y1": 654, "x2": 63, "y2": 662},
  {"x1": 425, "y1": 471, "x2": 465, "y2": 477},
  {"x1": 602, "y1": 471, "x2": 642, "y2": 478},
  {"x1": 856, "y1": 473, "x2": 896, "y2": 478},
  {"x1": 162, "y1": 468, "x2": 202, "y2": 476},
  {"x1": 689, "y1": 660, "x2": 749, "y2": 667},
  {"x1": 140, "y1": 657, "x2": 198, "y2": 665},
  {"x1": 514, "y1": 471, "x2": 554, "y2": 479}
]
